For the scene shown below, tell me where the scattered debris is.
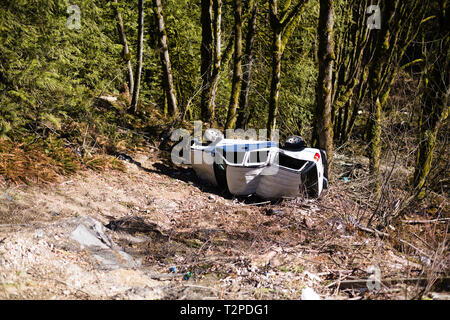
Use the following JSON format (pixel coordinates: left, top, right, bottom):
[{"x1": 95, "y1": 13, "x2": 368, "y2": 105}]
[
  {"x1": 265, "y1": 208, "x2": 283, "y2": 216},
  {"x1": 0, "y1": 151, "x2": 447, "y2": 300},
  {"x1": 183, "y1": 272, "x2": 192, "y2": 281},
  {"x1": 115, "y1": 153, "x2": 142, "y2": 167}
]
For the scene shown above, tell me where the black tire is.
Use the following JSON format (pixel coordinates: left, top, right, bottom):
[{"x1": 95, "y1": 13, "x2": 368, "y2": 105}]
[
  {"x1": 320, "y1": 149, "x2": 329, "y2": 189},
  {"x1": 213, "y1": 162, "x2": 230, "y2": 194},
  {"x1": 284, "y1": 135, "x2": 307, "y2": 151}
]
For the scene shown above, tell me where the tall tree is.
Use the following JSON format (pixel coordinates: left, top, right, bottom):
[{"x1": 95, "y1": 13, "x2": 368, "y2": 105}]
[
  {"x1": 225, "y1": 0, "x2": 243, "y2": 129},
  {"x1": 267, "y1": 0, "x2": 308, "y2": 134},
  {"x1": 130, "y1": 0, "x2": 145, "y2": 114},
  {"x1": 331, "y1": 0, "x2": 371, "y2": 143},
  {"x1": 366, "y1": 0, "x2": 429, "y2": 193},
  {"x1": 200, "y1": 0, "x2": 234, "y2": 126},
  {"x1": 236, "y1": 0, "x2": 258, "y2": 130},
  {"x1": 200, "y1": 0, "x2": 214, "y2": 124},
  {"x1": 366, "y1": 1, "x2": 399, "y2": 193},
  {"x1": 314, "y1": 0, "x2": 335, "y2": 173},
  {"x1": 414, "y1": 0, "x2": 449, "y2": 200},
  {"x1": 153, "y1": 0, "x2": 178, "y2": 116},
  {"x1": 209, "y1": 0, "x2": 223, "y2": 121},
  {"x1": 112, "y1": 0, "x2": 134, "y2": 97}
]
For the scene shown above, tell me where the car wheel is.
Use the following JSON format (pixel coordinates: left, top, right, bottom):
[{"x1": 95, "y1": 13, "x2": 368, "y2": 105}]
[
  {"x1": 320, "y1": 149, "x2": 329, "y2": 189},
  {"x1": 284, "y1": 135, "x2": 307, "y2": 151}
]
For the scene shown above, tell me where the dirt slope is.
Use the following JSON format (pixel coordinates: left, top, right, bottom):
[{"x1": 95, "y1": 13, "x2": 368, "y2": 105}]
[{"x1": 0, "y1": 151, "x2": 448, "y2": 300}]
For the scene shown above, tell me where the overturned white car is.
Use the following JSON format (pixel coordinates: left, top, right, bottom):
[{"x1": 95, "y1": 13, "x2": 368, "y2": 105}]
[{"x1": 190, "y1": 130, "x2": 328, "y2": 199}]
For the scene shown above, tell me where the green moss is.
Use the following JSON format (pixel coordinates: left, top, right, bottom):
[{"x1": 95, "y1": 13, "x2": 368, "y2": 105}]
[{"x1": 183, "y1": 238, "x2": 204, "y2": 248}]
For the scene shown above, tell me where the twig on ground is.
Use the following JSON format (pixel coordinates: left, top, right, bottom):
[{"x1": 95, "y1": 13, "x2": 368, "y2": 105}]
[
  {"x1": 181, "y1": 284, "x2": 219, "y2": 292},
  {"x1": 248, "y1": 201, "x2": 271, "y2": 206},
  {"x1": 355, "y1": 225, "x2": 433, "y2": 260},
  {"x1": 402, "y1": 218, "x2": 450, "y2": 225},
  {"x1": 27, "y1": 270, "x2": 91, "y2": 297}
]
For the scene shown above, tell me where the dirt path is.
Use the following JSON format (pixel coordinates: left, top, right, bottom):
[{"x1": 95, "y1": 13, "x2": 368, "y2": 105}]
[{"x1": 0, "y1": 151, "x2": 447, "y2": 300}]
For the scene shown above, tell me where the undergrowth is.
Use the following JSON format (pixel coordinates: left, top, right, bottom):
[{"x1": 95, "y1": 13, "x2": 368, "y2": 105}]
[
  {"x1": 0, "y1": 138, "x2": 127, "y2": 185},
  {"x1": 0, "y1": 95, "x2": 170, "y2": 186}
]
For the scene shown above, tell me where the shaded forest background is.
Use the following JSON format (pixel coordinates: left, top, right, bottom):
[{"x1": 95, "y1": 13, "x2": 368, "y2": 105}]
[{"x1": 0, "y1": 0, "x2": 448, "y2": 217}]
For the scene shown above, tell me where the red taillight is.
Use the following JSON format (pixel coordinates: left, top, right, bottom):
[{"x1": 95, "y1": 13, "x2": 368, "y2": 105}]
[{"x1": 314, "y1": 153, "x2": 320, "y2": 162}]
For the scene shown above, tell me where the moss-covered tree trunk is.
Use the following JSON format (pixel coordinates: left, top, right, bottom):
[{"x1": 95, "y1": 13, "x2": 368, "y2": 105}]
[
  {"x1": 237, "y1": 0, "x2": 258, "y2": 130},
  {"x1": 366, "y1": 0, "x2": 427, "y2": 195},
  {"x1": 153, "y1": 0, "x2": 178, "y2": 116},
  {"x1": 414, "y1": 2, "x2": 449, "y2": 200},
  {"x1": 225, "y1": 0, "x2": 243, "y2": 129},
  {"x1": 200, "y1": 0, "x2": 214, "y2": 124},
  {"x1": 130, "y1": 0, "x2": 145, "y2": 114},
  {"x1": 200, "y1": 0, "x2": 230, "y2": 126},
  {"x1": 344, "y1": 74, "x2": 368, "y2": 139},
  {"x1": 314, "y1": 0, "x2": 335, "y2": 174},
  {"x1": 366, "y1": 1, "x2": 396, "y2": 193},
  {"x1": 267, "y1": 0, "x2": 308, "y2": 135},
  {"x1": 113, "y1": 0, "x2": 134, "y2": 97},
  {"x1": 208, "y1": 0, "x2": 223, "y2": 120},
  {"x1": 330, "y1": 0, "x2": 370, "y2": 143},
  {"x1": 267, "y1": 30, "x2": 282, "y2": 133}
]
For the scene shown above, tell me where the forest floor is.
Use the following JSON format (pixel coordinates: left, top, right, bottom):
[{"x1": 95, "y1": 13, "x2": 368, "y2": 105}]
[{"x1": 0, "y1": 149, "x2": 448, "y2": 300}]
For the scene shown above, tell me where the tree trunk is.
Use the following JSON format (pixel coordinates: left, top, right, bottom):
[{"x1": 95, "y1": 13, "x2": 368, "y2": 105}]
[
  {"x1": 344, "y1": 70, "x2": 368, "y2": 142},
  {"x1": 199, "y1": 0, "x2": 232, "y2": 126},
  {"x1": 113, "y1": 0, "x2": 134, "y2": 97},
  {"x1": 414, "y1": 3, "x2": 449, "y2": 200},
  {"x1": 237, "y1": 0, "x2": 257, "y2": 130},
  {"x1": 267, "y1": 0, "x2": 308, "y2": 135},
  {"x1": 366, "y1": 1, "x2": 396, "y2": 193},
  {"x1": 200, "y1": 0, "x2": 214, "y2": 124},
  {"x1": 153, "y1": 0, "x2": 178, "y2": 116},
  {"x1": 314, "y1": 0, "x2": 335, "y2": 174},
  {"x1": 225, "y1": 0, "x2": 243, "y2": 129},
  {"x1": 267, "y1": 30, "x2": 282, "y2": 133},
  {"x1": 209, "y1": 0, "x2": 223, "y2": 120},
  {"x1": 366, "y1": 0, "x2": 427, "y2": 195},
  {"x1": 330, "y1": 0, "x2": 370, "y2": 144},
  {"x1": 130, "y1": 0, "x2": 144, "y2": 114},
  {"x1": 339, "y1": 99, "x2": 350, "y2": 141}
]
